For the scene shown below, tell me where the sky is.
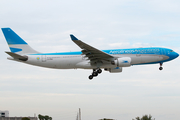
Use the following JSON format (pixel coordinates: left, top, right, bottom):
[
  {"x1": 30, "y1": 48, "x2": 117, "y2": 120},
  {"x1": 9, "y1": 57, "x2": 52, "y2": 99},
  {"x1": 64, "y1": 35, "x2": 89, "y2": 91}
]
[{"x1": 0, "y1": 0, "x2": 180, "y2": 120}]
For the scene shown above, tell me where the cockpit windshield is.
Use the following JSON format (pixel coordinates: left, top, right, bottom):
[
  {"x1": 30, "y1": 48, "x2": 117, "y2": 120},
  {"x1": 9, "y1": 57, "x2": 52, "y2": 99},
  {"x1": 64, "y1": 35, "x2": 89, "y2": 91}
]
[{"x1": 170, "y1": 50, "x2": 174, "y2": 52}]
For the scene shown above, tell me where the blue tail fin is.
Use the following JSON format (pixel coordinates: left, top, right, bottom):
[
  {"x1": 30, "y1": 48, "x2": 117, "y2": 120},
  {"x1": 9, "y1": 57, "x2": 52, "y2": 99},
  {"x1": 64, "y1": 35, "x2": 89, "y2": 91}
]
[
  {"x1": 2, "y1": 28, "x2": 27, "y2": 45},
  {"x1": 2, "y1": 28, "x2": 39, "y2": 54}
]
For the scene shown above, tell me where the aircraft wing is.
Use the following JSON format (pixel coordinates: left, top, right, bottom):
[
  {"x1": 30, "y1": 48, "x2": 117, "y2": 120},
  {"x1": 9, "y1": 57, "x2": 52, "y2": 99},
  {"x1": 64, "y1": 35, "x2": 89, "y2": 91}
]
[{"x1": 70, "y1": 35, "x2": 115, "y2": 62}]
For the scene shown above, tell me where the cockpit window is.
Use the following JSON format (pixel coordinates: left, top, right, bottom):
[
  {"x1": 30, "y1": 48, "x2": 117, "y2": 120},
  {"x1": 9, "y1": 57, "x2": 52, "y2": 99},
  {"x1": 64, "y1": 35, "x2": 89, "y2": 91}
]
[{"x1": 170, "y1": 50, "x2": 174, "y2": 52}]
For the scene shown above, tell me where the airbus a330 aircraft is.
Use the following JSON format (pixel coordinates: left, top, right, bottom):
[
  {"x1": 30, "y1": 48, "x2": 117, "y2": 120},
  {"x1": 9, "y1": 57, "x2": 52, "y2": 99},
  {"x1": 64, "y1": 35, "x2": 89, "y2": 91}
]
[{"x1": 2, "y1": 28, "x2": 179, "y2": 80}]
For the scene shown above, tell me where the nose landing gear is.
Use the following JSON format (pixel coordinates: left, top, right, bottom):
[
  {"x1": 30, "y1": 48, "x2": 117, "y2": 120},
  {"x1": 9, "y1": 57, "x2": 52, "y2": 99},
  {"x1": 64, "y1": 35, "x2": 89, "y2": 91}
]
[
  {"x1": 159, "y1": 63, "x2": 163, "y2": 70},
  {"x1": 88, "y1": 68, "x2": 102, "y2": 80}
]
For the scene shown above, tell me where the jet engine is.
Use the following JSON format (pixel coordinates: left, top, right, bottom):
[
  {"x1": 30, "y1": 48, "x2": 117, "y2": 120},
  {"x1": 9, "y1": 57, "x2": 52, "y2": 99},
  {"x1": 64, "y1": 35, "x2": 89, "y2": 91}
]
[{"x1": 111, "y1": 57, "x2": 131, "y2": 67}]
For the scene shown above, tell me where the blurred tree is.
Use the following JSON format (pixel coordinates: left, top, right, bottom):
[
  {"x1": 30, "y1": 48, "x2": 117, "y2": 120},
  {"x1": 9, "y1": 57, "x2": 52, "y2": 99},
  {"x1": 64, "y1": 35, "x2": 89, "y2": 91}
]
[
  {"x1": 21, "y1": 117, "x2": 30, "y2": 120},
  {"x1": 38, "y1": 114, "x2": 52, "y2": 120},
  {"x1": 38, "y1": 114, "x2": 43, "y2": 120},
  {"x1": 44, "y1": 115, "x2": 50, "y2": 120},
  {"x1": 132, "y1": 114, "x2": 155, "y2": 120}
]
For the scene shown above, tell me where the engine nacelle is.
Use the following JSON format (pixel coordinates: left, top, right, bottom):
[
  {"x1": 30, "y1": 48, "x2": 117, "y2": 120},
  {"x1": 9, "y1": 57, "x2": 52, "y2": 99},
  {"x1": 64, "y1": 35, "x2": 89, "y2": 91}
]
[
  {"x1": 105, "y1": 67, "x2": 122, "y2": 73},
  {"x1": 112, "y1": 57, "x2": 131, "y2": 67}
]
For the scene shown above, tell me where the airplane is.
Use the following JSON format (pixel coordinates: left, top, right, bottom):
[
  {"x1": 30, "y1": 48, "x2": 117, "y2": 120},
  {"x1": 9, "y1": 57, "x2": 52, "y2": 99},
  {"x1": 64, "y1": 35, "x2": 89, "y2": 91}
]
[{"x1": 2, "y1": 28, "x2": 179, "y2": 80}]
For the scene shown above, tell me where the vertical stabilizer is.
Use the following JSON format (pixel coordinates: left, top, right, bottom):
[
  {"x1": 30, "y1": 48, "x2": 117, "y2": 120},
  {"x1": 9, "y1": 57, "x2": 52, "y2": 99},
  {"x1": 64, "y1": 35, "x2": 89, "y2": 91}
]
[{"x1": 2, "y1": 28, "x2": 39, "y2": 55}]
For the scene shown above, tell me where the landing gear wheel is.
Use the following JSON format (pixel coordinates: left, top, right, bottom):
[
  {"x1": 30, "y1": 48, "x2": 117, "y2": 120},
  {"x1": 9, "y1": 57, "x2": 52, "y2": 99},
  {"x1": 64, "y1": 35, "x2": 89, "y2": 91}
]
[
  {"x1": 92, "y1": 72, "x2": 98, "y2": 77},
  {"x1": 89, "y1": 75, "x2": 93, "y2": 80},
  {"x1": 97, "y1": 69, "x2": 102, "y2": 74},
  {"x1": 159, "y1": 67, "x2": 163, "y2": 70},
  {"x1": 159, "y1": 63, "x2": 163, "y2": 70},
  {"x1": 89, "y1": 68, "x2": 102, "y2": 80}
]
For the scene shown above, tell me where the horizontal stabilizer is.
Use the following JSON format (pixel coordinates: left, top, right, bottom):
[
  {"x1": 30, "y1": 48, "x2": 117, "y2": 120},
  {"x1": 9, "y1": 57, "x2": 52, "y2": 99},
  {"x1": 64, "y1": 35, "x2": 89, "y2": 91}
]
[{"x1": 5, "y1": 51, "x2": 28, "y2": 61}]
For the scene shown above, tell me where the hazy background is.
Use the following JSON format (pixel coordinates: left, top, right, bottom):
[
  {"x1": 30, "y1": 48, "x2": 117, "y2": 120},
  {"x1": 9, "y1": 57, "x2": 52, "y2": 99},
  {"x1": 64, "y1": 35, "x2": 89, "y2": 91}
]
[{"x1": 0, "y1": 0, "x2": 180, "y2": 120}]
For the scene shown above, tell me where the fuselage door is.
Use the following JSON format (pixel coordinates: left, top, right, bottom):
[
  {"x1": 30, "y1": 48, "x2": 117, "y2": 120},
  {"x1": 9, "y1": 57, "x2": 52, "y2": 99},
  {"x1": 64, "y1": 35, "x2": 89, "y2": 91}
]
[
  {"x1": 136, "y1": 49, "x2": 142, "y2": 63},
  {"x1": 41, "y1": 55, "x2": 46, "y2": 62},
  {"x1": 161, "y1": 48, "x2": 165, "y2": 55}
]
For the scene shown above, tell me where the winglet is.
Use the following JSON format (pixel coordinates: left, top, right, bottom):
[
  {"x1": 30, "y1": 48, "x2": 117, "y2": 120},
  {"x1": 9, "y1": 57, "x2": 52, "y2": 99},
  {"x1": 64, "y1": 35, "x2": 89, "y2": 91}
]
[{"x1": 70, "y1": 34, "x2": 79, "y2": 40}]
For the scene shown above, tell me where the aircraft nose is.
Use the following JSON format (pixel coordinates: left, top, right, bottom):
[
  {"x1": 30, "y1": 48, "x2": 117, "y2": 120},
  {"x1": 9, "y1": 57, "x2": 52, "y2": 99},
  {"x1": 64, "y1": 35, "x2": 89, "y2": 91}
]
[
  {"x1": 173, "y1": 52, "x2": 179, "y2": 59},
  {"x1": 176, "y1": 52, "x2": 179, "y2": 58}
]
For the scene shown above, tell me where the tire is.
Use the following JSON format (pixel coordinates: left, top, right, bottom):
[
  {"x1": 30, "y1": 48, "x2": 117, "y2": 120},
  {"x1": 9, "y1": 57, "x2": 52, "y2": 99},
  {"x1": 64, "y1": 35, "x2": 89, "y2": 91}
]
[
  {"x1": 89, "y1": 75, "x2": 93, "y2": 80},
  {"x1": 97, "y1": 69, "x2": 102, "y2": 74},
  {"x1": 92, "y1": 72, "x2": 98, "y2": 77},
  {"x1": 159, "y1": 67, "x2": 163, "y2": 70}
]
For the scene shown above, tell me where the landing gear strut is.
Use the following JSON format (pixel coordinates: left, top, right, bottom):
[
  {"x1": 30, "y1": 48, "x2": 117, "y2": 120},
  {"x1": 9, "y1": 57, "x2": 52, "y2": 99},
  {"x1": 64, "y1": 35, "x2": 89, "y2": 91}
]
[
  {"x1": 159, "y1": 63, "x2": 163, "y2": 70},
  {"x1": 88, "y1": 68, "x2": 102, "y2": 80}
]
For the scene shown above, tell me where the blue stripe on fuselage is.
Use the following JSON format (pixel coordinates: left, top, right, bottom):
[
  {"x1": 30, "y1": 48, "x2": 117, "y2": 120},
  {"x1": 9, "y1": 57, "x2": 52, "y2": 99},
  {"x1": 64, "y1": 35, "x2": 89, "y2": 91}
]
[
  {"x1": 30, "y1": 47, "x2": 177, "y2": 64},
  {"x1": 32, "y1": 51, "x2": 82, "y2": 55}
]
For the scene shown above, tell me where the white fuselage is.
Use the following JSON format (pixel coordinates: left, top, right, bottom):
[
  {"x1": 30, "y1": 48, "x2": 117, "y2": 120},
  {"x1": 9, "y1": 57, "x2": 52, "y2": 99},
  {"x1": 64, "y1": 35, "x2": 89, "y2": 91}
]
[{"x1": 19, "y1": 53, "x2": 168, "y2": 69}]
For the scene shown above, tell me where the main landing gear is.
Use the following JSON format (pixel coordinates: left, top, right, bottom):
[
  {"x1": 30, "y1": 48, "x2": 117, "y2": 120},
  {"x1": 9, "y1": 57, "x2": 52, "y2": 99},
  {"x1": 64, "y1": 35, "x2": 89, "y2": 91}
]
[
  {"x1": 159, "y1": 63, "x2": 163, "y2": 70},
  {"x1": 89, "y1": 68, "x2": 102, "y2": 80}
]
